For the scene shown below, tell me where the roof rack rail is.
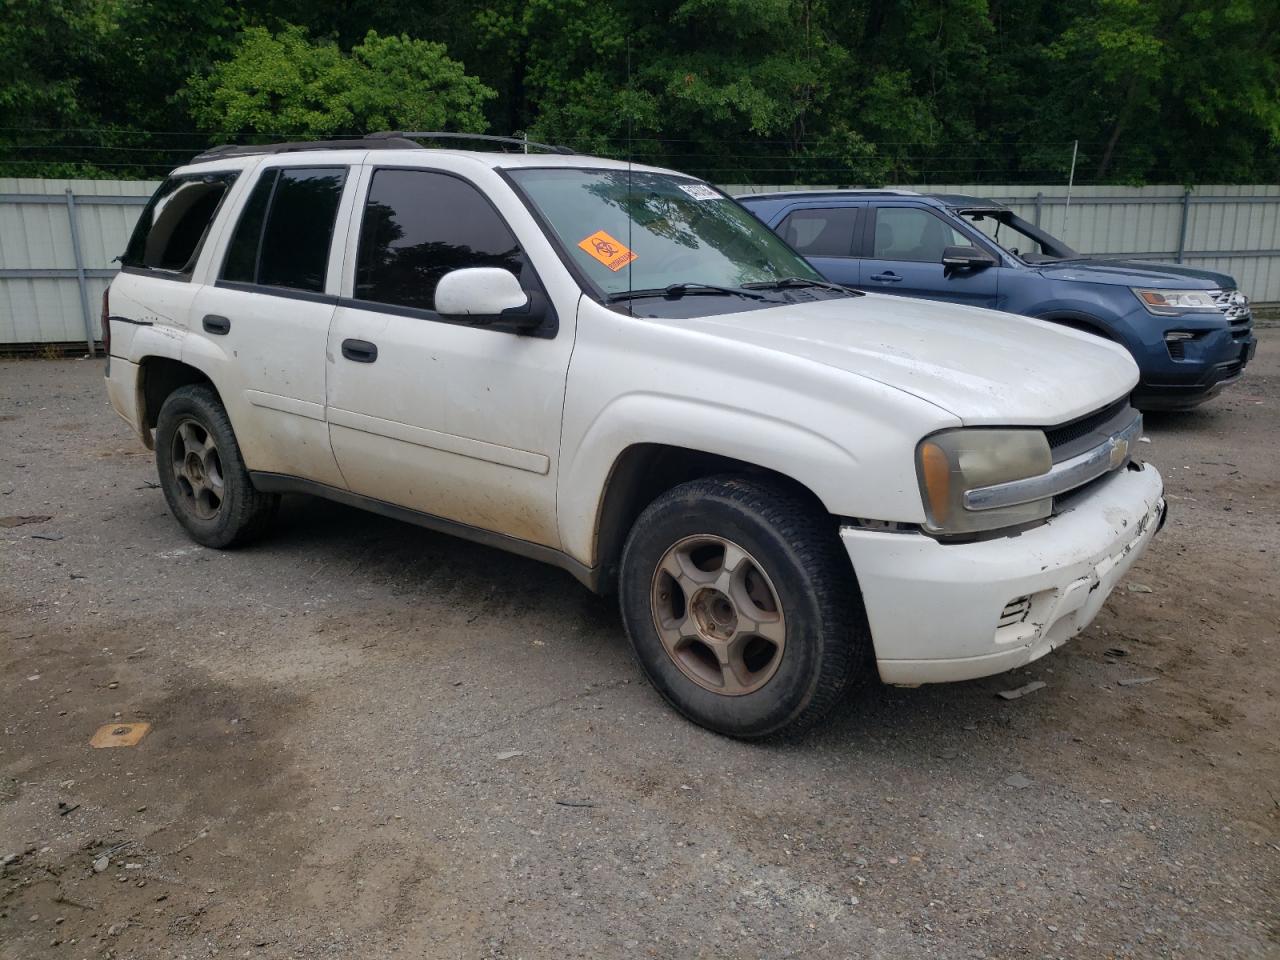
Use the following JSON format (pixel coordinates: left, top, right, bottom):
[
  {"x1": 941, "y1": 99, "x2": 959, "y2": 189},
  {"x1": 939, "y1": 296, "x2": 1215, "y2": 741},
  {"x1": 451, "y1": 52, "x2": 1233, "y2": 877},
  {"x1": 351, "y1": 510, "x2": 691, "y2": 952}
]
[
  {"x1": 189, "y1": 131, "x2": 575, "y2": 165},
  {"x1": 190, "y1": 135, "x2": 422, "y2": 164},
  {"x1": 376, "y1": 131, "x2": 575, "y2": 155}
]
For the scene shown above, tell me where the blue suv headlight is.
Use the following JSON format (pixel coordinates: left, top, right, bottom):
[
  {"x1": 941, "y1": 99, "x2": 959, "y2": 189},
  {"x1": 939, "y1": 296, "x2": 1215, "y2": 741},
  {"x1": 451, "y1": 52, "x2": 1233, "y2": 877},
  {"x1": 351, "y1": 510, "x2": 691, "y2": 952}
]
[{"x1": 1132, "y1": 288, "x2": 1220, "y2": 315}]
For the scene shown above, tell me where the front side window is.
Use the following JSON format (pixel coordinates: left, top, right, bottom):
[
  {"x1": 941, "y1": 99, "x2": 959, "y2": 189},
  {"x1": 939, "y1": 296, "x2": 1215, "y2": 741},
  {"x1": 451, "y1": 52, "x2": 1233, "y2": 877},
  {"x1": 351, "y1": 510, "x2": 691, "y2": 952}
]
[
  {"x1": 354, "y1": 169, "x2": 524, "y2": 311},
  {"x1": 122, "y1": 172, "x2": 238, "y2": 276},
  {"x1": 220, "y1": 166, "x2": 347, "y2": 293},
  {"x1": 506, "y1": 168, "x2": 824, "y2": 299},
  {"x1": 777, "y1": 207, "x2": 861, "y2": 258},
  {"x1": 871, "y1": 207, "x2": 971, "y2": 263}
]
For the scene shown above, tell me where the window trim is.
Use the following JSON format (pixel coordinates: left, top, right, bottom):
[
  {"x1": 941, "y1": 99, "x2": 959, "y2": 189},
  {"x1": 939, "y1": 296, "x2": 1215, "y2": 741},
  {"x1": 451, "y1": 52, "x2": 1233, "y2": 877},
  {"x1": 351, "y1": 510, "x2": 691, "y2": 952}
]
[
  {"x1": 776, "y1": 204, "x2": 863, "y2": 259},
  {"x1": 342, "y1": 164, "x2": 558, "y2": 339},
  {"x1": 216, "y1": 167, "x2": 278, "y2": 286},
  {"x1": 120, "y1": 171, "x2": 241, "y2": 283},
  {"x1": 861, "y1": 203, "x2": 1000, "y2": 262},
  {"x1": 213, "y1": 278, "x2": 338, "y2": 305},
  {"x1": 215, "y1": 164, "x2": 351, "y2": 295}
]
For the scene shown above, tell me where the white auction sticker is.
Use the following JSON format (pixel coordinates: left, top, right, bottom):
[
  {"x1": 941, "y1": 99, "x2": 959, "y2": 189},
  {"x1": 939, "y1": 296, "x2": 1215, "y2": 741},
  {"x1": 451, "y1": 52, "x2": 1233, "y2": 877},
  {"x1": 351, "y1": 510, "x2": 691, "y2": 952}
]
[{"x1": 678, "y1": 183, "x2": 722, "y2": 201}]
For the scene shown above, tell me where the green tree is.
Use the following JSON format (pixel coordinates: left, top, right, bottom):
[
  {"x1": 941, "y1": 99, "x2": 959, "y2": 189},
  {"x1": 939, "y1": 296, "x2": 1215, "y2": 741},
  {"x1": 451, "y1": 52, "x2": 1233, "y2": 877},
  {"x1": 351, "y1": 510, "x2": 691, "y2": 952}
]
[
  {"x1": 1047, "y1": 0, "x2": 1280, "y2": 182},
  {"x1": 187, "y1": 25, "x2": 495, "y2": 138},
  {"x1": 1, "y1": 0, "x2": 1278, "y2": 184}
]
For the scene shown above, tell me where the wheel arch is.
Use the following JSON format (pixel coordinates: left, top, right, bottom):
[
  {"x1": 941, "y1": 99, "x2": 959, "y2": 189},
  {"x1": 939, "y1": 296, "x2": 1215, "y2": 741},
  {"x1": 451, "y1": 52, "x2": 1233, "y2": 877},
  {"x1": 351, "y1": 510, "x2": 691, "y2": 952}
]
[
  {"x1": 139, "y1": 356, "x2": 222, "y2": 433},
  {"x1": 1034, "y1": 309, "x2": 1117, "y2": 342},
  {"x1": 590, "y1": 443, "x2": 831, "y2": 596}
]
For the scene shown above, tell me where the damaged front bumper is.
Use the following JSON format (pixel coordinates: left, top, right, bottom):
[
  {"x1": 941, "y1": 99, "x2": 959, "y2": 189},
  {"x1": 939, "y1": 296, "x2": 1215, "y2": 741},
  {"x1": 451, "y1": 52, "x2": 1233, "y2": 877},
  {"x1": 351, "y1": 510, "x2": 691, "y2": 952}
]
[{"x1": 841, "y1": 461, "x2": 1165, "y2": 685}]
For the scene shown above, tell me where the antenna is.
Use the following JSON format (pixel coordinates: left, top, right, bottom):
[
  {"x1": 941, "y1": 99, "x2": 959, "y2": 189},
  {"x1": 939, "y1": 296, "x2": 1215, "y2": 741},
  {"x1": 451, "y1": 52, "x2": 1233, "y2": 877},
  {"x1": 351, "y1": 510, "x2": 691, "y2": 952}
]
[
  {"x1": 626, "y1": 35, "x2": 634, "y2": 309},
  {"x1": 1063, "y1": 139, "x2": 1079, "y2": 240}
]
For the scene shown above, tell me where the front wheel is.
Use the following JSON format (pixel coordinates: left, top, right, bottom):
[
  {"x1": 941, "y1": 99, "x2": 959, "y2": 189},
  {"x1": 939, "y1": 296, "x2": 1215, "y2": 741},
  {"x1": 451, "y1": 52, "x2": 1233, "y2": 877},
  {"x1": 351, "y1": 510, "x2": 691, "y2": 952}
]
[
  {"x1": 154, "y1": 385, "x2": 278, "y2": 548},
  {"x1": 618, "y1": 475, "x2": 867, "y2": 738}
]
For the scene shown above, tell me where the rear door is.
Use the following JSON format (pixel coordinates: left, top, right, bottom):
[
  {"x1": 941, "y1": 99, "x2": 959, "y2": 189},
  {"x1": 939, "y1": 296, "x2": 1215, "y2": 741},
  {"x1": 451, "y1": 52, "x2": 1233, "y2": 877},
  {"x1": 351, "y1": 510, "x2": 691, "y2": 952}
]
[
  {"x1": 773, "y1": 204, "x2": 865, "y2": 286},
  {"x1": 190, "y1": 161, "x2": 357, "y2": 487},
  {"x1": 860, "y1": 204, "x2": 999, "y2": 308}
]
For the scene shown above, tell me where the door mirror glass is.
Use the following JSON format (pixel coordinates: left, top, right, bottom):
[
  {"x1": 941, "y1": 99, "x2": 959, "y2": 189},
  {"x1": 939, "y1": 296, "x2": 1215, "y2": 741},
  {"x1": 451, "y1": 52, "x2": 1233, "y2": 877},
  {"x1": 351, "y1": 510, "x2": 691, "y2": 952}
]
[
  {"x1": 941, "y1": 245, "x2": 997, "y2": 270},
  {"x1": 434, "y1": 267, "x2": 542, "y2": 327}
]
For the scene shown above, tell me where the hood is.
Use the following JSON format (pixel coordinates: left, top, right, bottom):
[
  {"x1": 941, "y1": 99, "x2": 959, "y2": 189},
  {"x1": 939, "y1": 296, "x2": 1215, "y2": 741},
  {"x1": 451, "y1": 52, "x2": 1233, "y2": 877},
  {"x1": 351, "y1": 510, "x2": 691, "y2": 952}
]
[
  {"x1": 1035, "y1": 257, "x2": 1237, "y2": 290},
  {"x1": 686, "y1": 293, "x2": 1138, "y2": 426}
]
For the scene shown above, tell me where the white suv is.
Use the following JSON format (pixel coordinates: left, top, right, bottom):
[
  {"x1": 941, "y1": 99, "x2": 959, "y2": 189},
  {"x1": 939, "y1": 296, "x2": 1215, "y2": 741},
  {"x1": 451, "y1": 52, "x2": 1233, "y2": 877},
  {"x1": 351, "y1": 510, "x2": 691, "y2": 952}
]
[{"x1": 103, "y1": 132, "x2": 1165, "y2": 737}]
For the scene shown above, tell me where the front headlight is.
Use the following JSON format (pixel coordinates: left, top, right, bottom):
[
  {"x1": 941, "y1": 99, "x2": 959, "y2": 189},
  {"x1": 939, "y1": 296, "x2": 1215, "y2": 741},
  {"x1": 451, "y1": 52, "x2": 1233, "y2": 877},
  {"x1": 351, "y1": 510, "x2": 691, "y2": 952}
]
[
  {"x1": 916, "y1": 429, "x2": 1052, "y2": 535},
  {"x1": 1132, "y1": 288, "x2": 1219, "y2": 315}
]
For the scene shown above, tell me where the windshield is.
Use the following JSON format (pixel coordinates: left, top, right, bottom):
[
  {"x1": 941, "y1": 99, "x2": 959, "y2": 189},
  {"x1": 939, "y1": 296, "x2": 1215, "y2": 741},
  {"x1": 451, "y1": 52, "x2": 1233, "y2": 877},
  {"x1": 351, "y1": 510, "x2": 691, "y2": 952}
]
[
  {"x1": 960, "y1": 209, "x2": 1078, "y2": 263},
  {"x1": 507, "y1": 168, "x2": 825, "y2": 299}
]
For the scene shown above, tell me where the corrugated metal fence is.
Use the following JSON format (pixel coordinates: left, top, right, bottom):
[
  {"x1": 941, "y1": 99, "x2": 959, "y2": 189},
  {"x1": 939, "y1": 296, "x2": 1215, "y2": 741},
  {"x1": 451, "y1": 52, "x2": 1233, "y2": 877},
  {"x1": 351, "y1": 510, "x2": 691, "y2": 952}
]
[
  {"x1": 0, "y1": 178, "x2": 154, "y2": 350},
  {"x1": 2, "y1": 177, "x2": 1279, "y2": 348}
]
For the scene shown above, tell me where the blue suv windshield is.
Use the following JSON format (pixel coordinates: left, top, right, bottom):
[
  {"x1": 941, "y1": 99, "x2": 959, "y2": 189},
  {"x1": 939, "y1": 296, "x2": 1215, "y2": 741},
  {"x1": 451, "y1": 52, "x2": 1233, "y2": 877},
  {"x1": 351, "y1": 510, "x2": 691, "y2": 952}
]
[{"x1": 959, "y1": 209, "x2": 1078, "y2": 263}]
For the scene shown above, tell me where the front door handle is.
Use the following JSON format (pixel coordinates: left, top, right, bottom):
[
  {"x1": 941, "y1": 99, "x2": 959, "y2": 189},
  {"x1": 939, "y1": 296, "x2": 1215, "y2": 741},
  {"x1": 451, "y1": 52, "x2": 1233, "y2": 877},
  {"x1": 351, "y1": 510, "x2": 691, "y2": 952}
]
[
  {"x1": 869, "y1": 272, "x2": 902, "y2": 283},
  {"x1": 202, "y1": 314, "x2": 231, "y2": 335},
  {"x1": 341, "y1": 339, "x2": 378, "y2": 363}
]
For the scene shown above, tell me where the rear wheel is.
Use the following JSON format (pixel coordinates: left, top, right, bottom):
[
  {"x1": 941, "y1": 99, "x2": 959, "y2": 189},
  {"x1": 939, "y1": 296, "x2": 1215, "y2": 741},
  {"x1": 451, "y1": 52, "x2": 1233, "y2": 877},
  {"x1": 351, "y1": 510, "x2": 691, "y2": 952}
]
[
  {"x1": 619, "y1": 475, "x2": 867, "y2": 738},
  {"x1": 155, "y1": 385, "x2": 278, "y2": 548}
]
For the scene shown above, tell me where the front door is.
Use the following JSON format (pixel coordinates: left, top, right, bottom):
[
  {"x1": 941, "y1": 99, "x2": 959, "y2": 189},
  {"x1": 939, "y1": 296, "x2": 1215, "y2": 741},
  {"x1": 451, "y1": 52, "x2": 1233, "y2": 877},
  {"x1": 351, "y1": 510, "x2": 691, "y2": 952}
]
[
  {"x1": 325, "y1": 166, "x2": 575, "y2": 549},
  {"x1": 860, "y1": 205, "x2": 999, "y2": 308}
]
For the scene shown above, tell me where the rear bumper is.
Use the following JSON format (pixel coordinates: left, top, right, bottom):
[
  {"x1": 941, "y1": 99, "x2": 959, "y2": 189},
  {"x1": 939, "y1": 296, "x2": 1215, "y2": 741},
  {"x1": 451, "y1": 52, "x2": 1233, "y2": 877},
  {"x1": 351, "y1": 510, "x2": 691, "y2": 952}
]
[{"x1": 841, "y1": 462, "x2": 1165, "y2": 685}]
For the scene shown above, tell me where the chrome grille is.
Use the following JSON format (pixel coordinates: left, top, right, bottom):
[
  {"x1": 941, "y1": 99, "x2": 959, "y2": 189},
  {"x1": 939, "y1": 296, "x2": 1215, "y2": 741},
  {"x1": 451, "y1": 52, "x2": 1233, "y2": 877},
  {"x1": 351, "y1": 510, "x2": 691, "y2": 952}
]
[
  {"x1": 1211, "y1": 288, "x2": 1251, "y2": 321},
  {"x1": 1044, "y1": 399, "x2": 1134, "y2": 460}
]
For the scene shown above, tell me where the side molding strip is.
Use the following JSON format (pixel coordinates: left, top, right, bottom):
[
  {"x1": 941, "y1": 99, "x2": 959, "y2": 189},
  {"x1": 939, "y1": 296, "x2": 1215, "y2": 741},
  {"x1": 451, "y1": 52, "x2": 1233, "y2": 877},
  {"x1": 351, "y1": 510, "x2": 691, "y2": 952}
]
[
  {"x1": 327, "y1": 407, "x2": 550, "y2": 475},
  {"x1": 245, "y1": 390, "x2": 326, "y2": 422}
]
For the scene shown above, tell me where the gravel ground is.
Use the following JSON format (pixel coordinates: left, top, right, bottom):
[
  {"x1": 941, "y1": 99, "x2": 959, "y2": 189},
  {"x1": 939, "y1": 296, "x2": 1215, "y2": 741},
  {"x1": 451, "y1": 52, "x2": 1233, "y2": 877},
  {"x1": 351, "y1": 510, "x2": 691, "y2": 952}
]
[{"x1": 2, "y1": 337, "x2": 1277, "y2": 959}]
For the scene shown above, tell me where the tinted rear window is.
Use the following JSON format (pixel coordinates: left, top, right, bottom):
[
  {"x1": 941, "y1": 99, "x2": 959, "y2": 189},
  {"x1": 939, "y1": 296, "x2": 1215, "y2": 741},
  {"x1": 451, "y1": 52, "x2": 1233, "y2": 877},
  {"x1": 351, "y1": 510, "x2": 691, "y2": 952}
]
[
  {"x1": 219, "y1": 166, "x2": 347, "y2": 293},
  {"x1": 122, "y1": 172, "x2": 238, "y2": 275},
  {"x1": 220, "y1": 170, "x2": 276, "y2": 284}
]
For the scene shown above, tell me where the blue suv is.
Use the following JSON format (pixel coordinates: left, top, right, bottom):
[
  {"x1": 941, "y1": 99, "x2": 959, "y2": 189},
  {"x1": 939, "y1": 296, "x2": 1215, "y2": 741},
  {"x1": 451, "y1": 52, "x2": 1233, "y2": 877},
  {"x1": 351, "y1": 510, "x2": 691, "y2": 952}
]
[{"x1": 737, "y1": 190, "x2": 1257, "y2": 409}]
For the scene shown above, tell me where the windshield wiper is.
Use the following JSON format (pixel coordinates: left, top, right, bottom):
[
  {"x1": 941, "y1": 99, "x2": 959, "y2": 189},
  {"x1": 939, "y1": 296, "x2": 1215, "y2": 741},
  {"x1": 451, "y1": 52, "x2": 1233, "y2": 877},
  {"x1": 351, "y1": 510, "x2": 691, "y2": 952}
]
[
  {"x1": 606, "y1": 283, "x2": 773, "y2": 304},
  {"x1": 742, "y1": 277, "x2": 858, "y2": 295}
]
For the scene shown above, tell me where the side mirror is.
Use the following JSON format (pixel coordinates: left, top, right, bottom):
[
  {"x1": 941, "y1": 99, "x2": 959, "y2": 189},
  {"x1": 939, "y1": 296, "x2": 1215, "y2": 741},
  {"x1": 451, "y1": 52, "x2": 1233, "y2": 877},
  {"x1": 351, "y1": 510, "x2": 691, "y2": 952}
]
[
  {"x1": 434, "y1": 267, "x2": 545, "y2": 330},
  {"x1": 941, "y1": 245, "x2": 997, "y2": 270}
]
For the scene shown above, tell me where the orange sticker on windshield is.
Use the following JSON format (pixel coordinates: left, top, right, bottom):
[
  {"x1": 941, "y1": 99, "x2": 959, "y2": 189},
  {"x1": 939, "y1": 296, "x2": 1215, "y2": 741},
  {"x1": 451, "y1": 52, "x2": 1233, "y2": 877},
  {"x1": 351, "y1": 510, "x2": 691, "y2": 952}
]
[{"x1": 577, "y1": 230, "x2": 637, "y2": 271}]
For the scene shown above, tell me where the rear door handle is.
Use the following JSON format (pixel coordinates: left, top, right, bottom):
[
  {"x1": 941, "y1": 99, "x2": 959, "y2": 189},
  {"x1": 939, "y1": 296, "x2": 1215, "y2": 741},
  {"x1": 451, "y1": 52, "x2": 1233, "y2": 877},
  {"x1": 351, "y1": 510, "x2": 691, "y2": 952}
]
[
  {"x1": 869, "y1": 272, "x2": 902, "y2": 283},
  {"x1": 341, "y1": 339, "x2": 378, "y2": 363},
  {"x1": 202, "y1": 314, "x2": 231, "y2": 335}
]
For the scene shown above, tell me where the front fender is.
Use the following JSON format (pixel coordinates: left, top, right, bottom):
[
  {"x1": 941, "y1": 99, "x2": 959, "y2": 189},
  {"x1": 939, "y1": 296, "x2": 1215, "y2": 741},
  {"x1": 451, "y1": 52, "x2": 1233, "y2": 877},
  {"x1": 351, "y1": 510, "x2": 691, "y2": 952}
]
[{"x1": 558, "y1": 389, "x2": 946, "y2": 567}]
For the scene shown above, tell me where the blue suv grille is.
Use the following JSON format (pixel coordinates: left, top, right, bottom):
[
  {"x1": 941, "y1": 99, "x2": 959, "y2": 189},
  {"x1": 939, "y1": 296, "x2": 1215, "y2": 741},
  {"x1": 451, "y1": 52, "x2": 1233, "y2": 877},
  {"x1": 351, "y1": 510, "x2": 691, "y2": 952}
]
[{"x1": 1211, "y1": 289, "x2": 1254, "y2": 342}]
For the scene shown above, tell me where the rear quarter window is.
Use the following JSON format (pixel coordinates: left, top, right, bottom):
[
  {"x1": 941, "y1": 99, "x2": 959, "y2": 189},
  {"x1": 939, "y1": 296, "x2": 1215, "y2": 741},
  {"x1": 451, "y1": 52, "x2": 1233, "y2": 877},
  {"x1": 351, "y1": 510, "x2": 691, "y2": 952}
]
[
  {"x1": 219, "y1": 166, "x2": 348, "y2": 293},
  {"x1": 122, "y1": 172, "x2": 239, "y2": 277}
]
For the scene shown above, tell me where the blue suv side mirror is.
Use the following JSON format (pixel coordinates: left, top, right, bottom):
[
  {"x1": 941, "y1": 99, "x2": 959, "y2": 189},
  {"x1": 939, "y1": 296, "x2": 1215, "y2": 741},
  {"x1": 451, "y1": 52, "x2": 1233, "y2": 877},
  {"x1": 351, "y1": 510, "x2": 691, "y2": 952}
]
[{"x1": 941, "y1": 245, "x2": 998, "y2": 270}]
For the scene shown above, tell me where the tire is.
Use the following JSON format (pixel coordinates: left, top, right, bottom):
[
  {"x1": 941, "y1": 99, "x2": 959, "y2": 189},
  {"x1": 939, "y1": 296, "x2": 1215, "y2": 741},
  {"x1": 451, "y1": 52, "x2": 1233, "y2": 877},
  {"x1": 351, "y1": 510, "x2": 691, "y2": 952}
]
[
  {"x1": 154, "y1": 384, "x2": 278, "y2": 548},
  {"x1": 618, "y1": 475, "x2": 868, "y2": 739}
]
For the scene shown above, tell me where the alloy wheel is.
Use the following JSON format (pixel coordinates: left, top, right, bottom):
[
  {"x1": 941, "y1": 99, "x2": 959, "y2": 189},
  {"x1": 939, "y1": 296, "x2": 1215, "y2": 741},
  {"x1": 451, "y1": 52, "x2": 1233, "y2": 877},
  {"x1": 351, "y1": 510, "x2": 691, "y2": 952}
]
[
  {"x1": 649, "y1": 535, "x2": 786, "y2": 696},
  {"x1": 169, "y1": 418, "x2": 224, "y2": 520}
]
